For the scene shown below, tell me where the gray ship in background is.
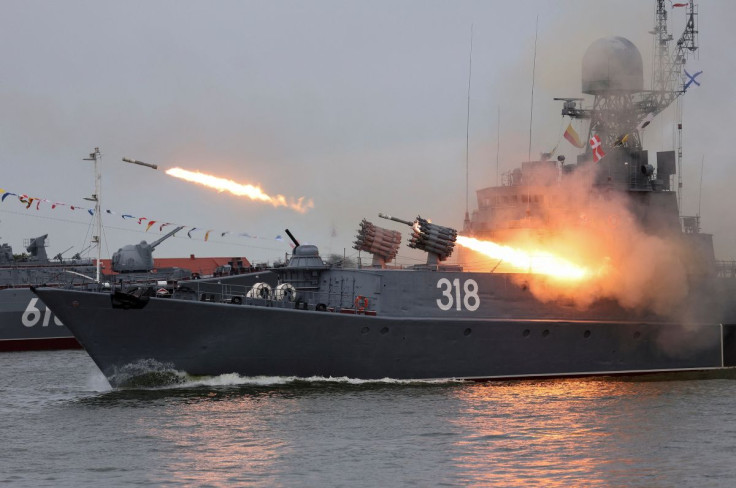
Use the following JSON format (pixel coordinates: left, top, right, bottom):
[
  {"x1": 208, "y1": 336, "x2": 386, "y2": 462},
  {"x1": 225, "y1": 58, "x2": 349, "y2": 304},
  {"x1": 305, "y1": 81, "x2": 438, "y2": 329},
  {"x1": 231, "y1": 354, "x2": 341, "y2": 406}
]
[
  {"x1": 32, "y1": 0, "x2": 736, "y2": 385},
  {"x1": 0, "y1": 226, "x2": 262, "y2": 351},
  {"x1": 0, "y1": 233, "x2": 98, "y2": 350},
  {"x1": 0, "y1": 234, "x2": 96, "y2": 287}
]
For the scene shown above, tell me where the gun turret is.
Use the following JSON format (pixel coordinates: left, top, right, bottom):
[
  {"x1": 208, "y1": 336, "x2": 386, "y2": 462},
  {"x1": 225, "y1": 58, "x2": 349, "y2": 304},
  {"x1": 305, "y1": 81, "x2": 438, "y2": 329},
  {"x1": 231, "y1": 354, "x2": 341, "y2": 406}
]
[{"x1": 111, "y1": 226, "x2": 184, "y2": 273}]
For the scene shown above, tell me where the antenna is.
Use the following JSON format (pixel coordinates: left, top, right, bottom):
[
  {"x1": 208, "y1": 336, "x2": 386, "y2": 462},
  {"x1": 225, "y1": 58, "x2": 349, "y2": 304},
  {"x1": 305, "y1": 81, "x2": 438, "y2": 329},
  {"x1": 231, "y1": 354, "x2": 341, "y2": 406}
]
[
  {"x1": 528, "y1": 15, "x2": 539, "y2": 163},
  {"x1": 496, "y1": 106, "x2": 500, "y2": 186},
  {"x1": 526, "y1": 15, "x2": 539, "y2": 217},
  {"x1": 677, "y1": 98, "x2": 684, "y2": 212},
  {"x1": 697, "y1": 155, "x2": 704, "y2": 218},
  {"x1": 463, "y1": 25, "x2": 474, "y2": 230}
]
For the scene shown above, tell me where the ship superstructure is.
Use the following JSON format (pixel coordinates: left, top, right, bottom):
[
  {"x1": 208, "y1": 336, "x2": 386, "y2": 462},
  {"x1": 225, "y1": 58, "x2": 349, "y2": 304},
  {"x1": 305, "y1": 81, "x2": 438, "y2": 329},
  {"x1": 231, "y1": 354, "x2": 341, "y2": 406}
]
[{"x1": 464, "y1": 0, "x2": 718, "y2": 277}]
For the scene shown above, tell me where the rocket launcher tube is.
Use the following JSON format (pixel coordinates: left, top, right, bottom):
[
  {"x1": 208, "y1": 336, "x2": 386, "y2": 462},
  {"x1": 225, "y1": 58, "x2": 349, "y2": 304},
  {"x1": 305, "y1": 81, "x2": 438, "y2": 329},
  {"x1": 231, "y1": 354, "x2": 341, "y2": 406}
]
[
  {"x1": 378, "y1": 213, "x2": 415, "y2": 226},
  {"x1": 122, "y1": 157, "x2": 158, "y2": 170}
]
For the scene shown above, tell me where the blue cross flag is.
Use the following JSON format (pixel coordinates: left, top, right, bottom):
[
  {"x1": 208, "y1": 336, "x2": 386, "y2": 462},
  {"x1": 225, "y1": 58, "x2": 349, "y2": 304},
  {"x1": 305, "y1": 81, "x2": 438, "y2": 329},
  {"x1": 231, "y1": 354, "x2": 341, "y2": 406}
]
[{"x1": 684, "y1": 69, "x2": 703, "y2": 91}]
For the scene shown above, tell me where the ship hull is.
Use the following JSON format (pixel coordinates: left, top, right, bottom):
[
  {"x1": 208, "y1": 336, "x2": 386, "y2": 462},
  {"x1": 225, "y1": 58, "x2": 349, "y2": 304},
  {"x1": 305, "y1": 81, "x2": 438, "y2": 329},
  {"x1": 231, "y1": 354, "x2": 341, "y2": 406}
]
[
  {"x1": 0, "y1": 272, "x2": 276, "y2": 352},
  {"x1": 0, "y1": 288, "x2": 79, "y2": 351},
  {"x1": 33, "y1": 287, "x2": 736, "y2": 385}
]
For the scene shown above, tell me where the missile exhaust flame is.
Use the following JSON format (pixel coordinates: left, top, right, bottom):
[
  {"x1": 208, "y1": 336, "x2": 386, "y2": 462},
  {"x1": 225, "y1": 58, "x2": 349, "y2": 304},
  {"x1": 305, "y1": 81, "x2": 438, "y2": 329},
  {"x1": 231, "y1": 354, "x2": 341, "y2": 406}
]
[
  {"x1": 456, "y1": 235, "x2": 590, "y2": 281},
  {"x1": 165, "y1": 167, "x2": 314, "y2": 213}
]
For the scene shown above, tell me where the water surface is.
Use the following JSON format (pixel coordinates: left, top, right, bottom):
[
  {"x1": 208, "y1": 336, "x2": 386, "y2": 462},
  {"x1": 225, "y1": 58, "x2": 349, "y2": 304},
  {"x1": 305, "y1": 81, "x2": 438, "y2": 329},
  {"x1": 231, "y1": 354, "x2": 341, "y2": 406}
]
[{"x1": 2, "y1": 350, "x2": 735, "y2": 486}]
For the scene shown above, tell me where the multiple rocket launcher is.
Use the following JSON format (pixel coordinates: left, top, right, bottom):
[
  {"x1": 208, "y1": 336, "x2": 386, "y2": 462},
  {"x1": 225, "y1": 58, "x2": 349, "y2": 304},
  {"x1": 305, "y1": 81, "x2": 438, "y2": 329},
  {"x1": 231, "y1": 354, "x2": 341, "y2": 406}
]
[
  {"x1": 355, "y1": 214, "x2": 458, "y2": 266},
  {"x1": 353, "y1": 219, "x2": 402, "y2": 264},
  {"x1": 407, "y1": 216, "x2": 457, "y2": 261}
]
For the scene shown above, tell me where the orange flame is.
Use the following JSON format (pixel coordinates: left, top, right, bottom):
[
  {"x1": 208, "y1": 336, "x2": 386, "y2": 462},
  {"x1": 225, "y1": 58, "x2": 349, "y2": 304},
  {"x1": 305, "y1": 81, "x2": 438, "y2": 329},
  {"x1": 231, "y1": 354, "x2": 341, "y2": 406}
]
[
  {"x1": 456, "y1": 235, "x2": 590, "y2": 281},
  {"x1": 165, "y1": 167, "x2": 314, "y2": 213}
]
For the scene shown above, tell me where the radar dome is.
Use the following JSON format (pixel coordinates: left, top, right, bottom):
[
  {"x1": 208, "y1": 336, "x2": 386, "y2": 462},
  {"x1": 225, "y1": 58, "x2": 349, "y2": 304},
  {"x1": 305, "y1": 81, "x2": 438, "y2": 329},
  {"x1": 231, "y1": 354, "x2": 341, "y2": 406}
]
[{"x1": 582, "y1": 36, "x2": 643, "y2": 94}]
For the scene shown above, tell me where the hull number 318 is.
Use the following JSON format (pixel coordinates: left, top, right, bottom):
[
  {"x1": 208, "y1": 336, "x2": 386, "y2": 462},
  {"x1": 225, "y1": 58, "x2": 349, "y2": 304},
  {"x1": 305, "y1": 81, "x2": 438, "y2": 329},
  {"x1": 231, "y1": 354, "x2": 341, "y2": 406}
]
[{"x1": 436, "y1": 278, "x2": 479, "y2": 311}]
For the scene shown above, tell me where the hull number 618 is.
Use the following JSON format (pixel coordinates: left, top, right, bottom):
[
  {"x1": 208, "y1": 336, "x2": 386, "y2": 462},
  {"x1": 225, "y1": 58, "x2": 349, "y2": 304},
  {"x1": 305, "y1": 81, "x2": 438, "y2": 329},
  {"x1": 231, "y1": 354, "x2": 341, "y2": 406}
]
[{"x1": 22, "y1": 298, "x2": 64, "y2": 327}]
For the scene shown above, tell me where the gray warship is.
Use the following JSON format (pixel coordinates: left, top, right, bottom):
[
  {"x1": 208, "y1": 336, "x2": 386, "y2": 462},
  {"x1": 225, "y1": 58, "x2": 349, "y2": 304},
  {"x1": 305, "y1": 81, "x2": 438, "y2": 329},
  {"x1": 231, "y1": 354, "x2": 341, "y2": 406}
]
[
  {"x1": 31, "y1": 209, "x2": 736, "y2": 386},
  {"x1": 0, "y1": 227, "x2": 265, "y2": 351},
  {"x1": 32, "y1": 0, "x2": 736, "y2": 384},
  {"x1": 0, "y1": 233, "x2": 98, "y2": 351}
]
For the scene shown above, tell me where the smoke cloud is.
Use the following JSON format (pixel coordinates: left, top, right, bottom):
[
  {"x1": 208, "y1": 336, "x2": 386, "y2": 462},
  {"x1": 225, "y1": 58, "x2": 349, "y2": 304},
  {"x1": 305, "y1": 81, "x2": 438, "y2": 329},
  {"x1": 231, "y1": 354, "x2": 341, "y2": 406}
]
[{"x1": 458, "y1": 162, "x2": 709, "y2": 318}]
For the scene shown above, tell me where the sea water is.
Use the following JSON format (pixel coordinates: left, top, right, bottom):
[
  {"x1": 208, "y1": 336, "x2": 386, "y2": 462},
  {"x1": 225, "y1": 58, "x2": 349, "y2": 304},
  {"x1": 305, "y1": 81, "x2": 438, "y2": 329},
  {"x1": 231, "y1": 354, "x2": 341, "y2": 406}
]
[{"x1": 2, "y1": 350, "x2": 736, "y2": 487}]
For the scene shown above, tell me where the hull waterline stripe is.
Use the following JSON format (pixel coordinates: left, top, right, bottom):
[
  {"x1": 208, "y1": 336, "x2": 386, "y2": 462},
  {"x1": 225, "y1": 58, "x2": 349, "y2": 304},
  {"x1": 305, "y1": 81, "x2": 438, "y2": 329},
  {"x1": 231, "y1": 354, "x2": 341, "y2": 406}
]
[{"x1": 422, "y1": 365, "x2": 736, "y2": 382}]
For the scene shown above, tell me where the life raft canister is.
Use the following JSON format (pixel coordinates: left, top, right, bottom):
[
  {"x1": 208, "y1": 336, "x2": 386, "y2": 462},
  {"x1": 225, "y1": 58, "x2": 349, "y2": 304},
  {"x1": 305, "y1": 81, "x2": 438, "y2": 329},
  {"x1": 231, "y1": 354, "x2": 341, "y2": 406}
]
[{"x1": 354, "y1": 295, "x2": 368, "y2": 312}]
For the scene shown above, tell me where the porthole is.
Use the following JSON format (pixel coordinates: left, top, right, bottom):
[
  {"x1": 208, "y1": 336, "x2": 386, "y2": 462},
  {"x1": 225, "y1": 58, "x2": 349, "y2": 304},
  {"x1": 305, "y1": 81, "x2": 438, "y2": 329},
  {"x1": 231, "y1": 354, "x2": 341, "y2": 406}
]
[
  {"x1": 583, "y1": 330, "x2": 591, "y2": 338},
  {"x1": 380, "y1": 327, "x2": 389, "y2": 335},
  {"x1": 633, "y1": 331, "x2": 641, "y2": 339},
  {"x1": 464, "y1": 328, "x2": 472, "y2": 336},
  {"x1": 522, "y1": 329, "x2": 530, "y2": 337},
  {"x1": 361, "y1": 327, "x2": 370, "y2": 335},
  {"x1": 542, "y1": 329, "x2": 550, "y2": 337}
]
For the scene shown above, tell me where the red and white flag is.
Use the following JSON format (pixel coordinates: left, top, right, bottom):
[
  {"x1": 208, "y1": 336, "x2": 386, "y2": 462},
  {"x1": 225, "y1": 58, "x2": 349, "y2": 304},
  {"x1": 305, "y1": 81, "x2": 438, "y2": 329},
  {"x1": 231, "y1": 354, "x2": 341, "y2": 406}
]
[{"x1": 590, "y1": 134, "x2": 606, "y2": 163}]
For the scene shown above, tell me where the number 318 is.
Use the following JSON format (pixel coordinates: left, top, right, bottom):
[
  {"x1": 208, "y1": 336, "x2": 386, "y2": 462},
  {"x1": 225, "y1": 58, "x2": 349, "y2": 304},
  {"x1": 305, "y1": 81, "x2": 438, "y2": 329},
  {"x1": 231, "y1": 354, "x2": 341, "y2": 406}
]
[{"x1": 436, "y1": 278, "x2": 479, "y2": 311}]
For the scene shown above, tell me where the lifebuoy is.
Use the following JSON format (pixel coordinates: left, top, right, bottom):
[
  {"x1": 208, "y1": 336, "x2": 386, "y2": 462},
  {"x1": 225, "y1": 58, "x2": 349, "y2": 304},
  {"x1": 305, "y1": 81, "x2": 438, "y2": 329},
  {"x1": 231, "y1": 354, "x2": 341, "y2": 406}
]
[{"x1": 354, "y1": 295, "x2": 368, "y2": 312}]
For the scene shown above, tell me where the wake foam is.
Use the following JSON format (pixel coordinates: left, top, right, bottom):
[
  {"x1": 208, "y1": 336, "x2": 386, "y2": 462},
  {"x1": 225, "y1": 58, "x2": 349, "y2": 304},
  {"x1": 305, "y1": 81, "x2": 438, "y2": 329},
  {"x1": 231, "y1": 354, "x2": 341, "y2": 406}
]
[
  {"x1": 106, "y1": 361, "x2": 464, "y2": 389},
  {"x1": 106, "y1": 359, "x2": 188, "y2": 388},
  {"x1": 179, "y1": 374, "x2": 463, "y2": 388}
]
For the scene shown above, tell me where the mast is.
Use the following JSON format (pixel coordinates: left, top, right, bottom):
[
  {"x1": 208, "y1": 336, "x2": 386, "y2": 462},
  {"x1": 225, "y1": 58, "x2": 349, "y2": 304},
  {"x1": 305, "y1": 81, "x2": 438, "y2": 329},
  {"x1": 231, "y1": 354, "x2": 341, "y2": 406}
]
[
  {"x1": 83, "y1": 147, "x2": 102, "y2": 282},
  {"x1": 556, "y1": 0, "x2": 698, "y2": 149},
  {"x1": 650, "y1": 0, "x2": 698, "y2": 212}
]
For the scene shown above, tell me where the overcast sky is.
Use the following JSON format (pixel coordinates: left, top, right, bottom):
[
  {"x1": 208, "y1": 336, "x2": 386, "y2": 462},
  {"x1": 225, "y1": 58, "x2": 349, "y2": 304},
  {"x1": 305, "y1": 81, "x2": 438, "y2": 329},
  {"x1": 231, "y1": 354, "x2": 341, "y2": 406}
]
[{"x1": 2, "y1": 0, "x2": 734, "y2": 264}]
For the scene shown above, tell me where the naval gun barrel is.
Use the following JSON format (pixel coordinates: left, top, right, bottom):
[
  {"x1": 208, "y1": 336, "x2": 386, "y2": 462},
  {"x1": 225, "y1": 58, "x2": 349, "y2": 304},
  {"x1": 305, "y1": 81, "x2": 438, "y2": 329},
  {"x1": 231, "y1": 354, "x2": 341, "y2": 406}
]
[
  {"x1": 149, "y1": 226, "x2": 185, "y2": 250},
  {"x1": 285, "y1": 228, "x2": 300, "y2": 247},
  {"x1": 122, "y1": 157, "x2": 158, "y2": 171},
  {"x1": 378, "y1": 213, "x2": 415, "y2": 227}
]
